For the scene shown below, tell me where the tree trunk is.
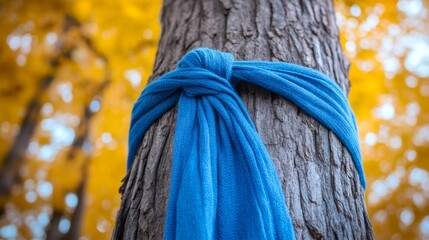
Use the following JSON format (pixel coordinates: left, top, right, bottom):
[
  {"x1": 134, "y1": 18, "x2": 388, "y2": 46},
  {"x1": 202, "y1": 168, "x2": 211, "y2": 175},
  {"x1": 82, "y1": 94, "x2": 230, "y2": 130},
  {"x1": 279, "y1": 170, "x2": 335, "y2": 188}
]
[
  {"x1": 0, "y1": 75, "x2": 53, "y2": 196},
  {"x1": 113, "y1": 0, "x2": 374, "y2": 239}
]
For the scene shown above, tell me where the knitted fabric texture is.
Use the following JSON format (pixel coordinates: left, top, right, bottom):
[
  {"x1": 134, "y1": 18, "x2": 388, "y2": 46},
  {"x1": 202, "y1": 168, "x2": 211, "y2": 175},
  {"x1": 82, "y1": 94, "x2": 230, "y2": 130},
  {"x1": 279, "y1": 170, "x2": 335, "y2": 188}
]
[{"x1": 128, "y1": 48, "x2": 365, "y2": 239}]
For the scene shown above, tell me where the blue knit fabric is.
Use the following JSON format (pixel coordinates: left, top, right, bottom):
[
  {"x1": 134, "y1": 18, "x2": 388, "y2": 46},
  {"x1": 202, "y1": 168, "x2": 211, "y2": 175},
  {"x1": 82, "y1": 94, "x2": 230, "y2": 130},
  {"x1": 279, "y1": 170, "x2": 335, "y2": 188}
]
[{"x1": 128, "y1": 48, "x2": 365, "y2": 239}]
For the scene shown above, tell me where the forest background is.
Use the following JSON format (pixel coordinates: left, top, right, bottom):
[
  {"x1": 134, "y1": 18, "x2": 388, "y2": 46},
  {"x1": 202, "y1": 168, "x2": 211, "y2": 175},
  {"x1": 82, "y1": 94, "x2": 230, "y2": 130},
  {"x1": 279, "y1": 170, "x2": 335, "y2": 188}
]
[{"x1": 0, "y1": 0, "x2": 428, "y2": 239}]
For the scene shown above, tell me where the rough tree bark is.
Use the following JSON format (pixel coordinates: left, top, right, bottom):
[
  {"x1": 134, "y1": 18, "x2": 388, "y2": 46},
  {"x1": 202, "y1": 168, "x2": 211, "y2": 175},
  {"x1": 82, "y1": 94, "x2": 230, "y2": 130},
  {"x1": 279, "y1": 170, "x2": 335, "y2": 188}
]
[{"x1": 113, "y1": 0, "x2": 374, "y2": 239}]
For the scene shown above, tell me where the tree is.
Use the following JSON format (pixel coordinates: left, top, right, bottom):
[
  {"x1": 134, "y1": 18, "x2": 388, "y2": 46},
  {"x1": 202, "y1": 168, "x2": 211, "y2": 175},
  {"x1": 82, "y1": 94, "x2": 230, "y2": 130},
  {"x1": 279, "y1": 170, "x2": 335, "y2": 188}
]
[{"x1": 112, "y1": 0, "x2": 374, "y2": 239}]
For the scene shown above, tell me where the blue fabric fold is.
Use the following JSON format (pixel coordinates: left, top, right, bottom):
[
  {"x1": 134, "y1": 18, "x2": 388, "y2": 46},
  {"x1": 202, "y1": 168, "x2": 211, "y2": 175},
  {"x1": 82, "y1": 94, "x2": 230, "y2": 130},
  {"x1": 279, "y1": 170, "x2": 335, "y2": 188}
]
[{"x1": 127, "y1": 48, "x2": 365, "y2": 240}]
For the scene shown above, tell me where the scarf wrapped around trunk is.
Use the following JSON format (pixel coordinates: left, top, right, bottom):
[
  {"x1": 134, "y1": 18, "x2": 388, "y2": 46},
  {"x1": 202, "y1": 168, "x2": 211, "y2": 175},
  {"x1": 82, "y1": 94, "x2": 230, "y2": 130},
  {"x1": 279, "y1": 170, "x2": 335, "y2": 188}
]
[{"x1": 127, "y1": 48, "x2": 365, "y2": 240}]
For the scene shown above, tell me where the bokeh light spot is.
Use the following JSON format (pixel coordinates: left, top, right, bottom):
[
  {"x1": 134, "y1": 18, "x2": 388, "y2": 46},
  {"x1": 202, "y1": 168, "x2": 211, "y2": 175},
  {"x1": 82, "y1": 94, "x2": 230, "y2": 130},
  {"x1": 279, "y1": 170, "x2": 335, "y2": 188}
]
[
  {"x1": 58, "y1": 218, "x2": 70, "y2": 234},
  {"x1": 65, "y1": 193, "x2": 78, "y2": 208},
  {"x1": 0, "y1": 225, "x2": 17, "y2": 239},
  {"x1": 400, "y1": 208, "x2": 414, "y2": 226}
]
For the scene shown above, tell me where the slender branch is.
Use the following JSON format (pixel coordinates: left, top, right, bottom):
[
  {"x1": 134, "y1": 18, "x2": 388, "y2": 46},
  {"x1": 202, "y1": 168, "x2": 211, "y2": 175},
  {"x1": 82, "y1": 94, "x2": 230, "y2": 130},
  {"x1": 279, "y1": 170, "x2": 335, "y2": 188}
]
[{"x1": 0, "y1": 68, "x2": 55, "y2": 195}]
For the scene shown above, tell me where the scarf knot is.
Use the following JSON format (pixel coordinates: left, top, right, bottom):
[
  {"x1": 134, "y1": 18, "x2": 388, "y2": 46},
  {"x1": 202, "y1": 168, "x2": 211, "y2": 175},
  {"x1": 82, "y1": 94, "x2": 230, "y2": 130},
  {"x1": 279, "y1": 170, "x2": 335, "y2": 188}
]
[{"x1": 176, "y1": 49, "x2": 234, "y2": 97}]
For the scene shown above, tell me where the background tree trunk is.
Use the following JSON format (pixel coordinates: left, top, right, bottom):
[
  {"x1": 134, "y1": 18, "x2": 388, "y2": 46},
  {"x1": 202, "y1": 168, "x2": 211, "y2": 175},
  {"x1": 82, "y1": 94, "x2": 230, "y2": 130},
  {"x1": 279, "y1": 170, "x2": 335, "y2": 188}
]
[{"x1": 113, "y1": 0, "x2": 374, "y2": 239}]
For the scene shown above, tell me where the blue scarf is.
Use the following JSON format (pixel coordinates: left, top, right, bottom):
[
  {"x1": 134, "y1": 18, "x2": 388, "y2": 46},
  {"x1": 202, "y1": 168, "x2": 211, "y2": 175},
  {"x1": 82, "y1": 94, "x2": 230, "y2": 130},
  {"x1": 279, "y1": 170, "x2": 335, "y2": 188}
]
[{"x1": 128, "y1": 48, "x2": 365, "y2": 239}]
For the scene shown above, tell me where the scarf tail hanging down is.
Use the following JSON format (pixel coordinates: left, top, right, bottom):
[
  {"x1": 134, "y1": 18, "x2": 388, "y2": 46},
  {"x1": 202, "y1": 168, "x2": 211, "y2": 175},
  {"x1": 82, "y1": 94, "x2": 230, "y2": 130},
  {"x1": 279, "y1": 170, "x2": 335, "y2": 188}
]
[{"x1": 128, "y1": 48, "x2": 366, "y2": 240}]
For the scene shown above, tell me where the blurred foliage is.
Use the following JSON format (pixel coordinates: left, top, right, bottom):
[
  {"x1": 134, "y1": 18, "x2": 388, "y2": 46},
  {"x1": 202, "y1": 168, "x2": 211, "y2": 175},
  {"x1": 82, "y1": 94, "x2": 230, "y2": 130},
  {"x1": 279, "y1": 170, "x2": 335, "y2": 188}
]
[
  {"x1": 0, "y1": 0, "x2": 428, "y2": 239},
  {"x1": 0, "y1": 0, "x2": 160, "y2": 239},
  {"x1": 337, "y1": 0, "x2": 429, "y2": 239}
]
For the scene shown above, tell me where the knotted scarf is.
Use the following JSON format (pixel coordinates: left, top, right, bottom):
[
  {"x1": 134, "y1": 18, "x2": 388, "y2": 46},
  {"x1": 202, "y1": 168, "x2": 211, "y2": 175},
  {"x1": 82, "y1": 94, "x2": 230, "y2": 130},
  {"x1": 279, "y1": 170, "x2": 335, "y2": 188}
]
[{"x1": 128, "y1": 48, "x2": 365, "y2": 239}]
